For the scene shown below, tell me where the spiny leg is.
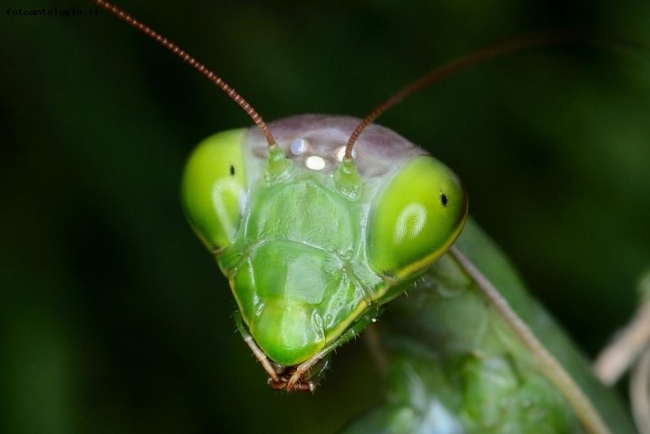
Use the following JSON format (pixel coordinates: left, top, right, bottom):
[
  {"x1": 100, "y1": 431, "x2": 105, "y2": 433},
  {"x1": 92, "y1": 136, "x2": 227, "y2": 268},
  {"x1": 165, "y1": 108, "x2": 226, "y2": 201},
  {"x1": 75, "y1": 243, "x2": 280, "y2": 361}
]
[
  {"x1": 593, "y1": 270, "x2": 650, "y2": 385},
  {"x1": 591, "y1": 270, "x2": 650, "y2": 434},
  {"x1": 449, "y1": 245, "x2": 610, "y2": 434},
  {"x1": 631, "y1": 347, "x2": 650, "y2": 434}
]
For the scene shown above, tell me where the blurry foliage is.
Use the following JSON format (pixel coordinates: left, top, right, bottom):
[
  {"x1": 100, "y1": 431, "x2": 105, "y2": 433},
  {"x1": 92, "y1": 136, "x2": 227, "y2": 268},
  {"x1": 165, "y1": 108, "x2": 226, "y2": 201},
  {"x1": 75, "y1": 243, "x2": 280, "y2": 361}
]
[{"x1": 1, "y1": 0, "x2": 649, "y2": 433}]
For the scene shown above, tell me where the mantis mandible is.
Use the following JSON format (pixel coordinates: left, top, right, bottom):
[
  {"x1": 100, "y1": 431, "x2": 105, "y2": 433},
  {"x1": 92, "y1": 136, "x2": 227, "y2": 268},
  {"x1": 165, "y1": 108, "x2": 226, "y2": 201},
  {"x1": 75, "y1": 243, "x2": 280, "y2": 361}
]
[{"x1": 94, "y1": 1, "x2": 648, "y2": 432}]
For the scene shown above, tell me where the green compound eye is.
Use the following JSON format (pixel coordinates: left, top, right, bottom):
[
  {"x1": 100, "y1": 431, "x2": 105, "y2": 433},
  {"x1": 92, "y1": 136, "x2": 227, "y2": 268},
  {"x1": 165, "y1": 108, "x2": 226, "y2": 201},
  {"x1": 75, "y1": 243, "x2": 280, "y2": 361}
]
[
  {"x1": 368, "y1": 156, "x2": 468, "y2": 279},
  {"x1": 181, "y1": 129, "x2": 247, "y2": 251}
]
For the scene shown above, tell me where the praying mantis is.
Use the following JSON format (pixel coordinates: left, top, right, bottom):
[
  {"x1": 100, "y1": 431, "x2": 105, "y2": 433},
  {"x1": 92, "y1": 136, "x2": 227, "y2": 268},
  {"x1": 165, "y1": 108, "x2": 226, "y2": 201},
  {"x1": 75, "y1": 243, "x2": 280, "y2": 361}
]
[{"x1": 86, "y1": 0, "x2": 648, "y2": 432}]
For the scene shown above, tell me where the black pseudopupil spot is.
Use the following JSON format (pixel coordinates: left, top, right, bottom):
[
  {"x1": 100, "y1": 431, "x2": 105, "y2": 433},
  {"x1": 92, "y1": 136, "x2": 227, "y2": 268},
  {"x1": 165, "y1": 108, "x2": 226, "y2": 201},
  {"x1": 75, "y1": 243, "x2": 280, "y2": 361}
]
[
  {"x1": 229, "y1": 165, "x2": 235, "y2": 176},
  {"x1": 441, "y1": 194, "x2": 448, "y2": 207}
]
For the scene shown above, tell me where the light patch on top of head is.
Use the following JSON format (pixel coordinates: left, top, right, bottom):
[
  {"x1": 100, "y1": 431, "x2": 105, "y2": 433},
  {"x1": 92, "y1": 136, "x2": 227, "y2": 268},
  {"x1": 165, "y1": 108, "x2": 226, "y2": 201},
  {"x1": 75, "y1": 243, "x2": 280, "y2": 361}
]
[
  {"x1": 335, "y1": 146, "x2": 356, "y2": 162},
  {"x1": 287, "y1": 138, "x2": 345, "y2": 172},
  {"x1": 285, "y1": 138, "x2": 361, "y2": 173},
  {"x1": 305, "y1": 156, "x2": 326, "y2": 171},
  {"x1": 290, "y1": 138, "x2": 311, "y2": 156},
  {"x1": 289, "y1": 138, "x2": 326, "y2": 171}
]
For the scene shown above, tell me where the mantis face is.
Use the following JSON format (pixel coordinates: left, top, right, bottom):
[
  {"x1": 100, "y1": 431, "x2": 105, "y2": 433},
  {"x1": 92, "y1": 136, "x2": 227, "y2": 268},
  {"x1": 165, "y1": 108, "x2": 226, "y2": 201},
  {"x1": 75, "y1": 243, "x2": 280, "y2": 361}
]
[{"x1": 182, "y1": 115, "x2": 467, "y2": 390}]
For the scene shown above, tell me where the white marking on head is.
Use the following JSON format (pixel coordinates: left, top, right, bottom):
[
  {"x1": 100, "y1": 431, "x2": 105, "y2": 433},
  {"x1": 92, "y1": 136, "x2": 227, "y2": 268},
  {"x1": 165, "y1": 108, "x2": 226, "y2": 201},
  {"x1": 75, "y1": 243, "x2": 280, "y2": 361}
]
[
  {"x1": 335, "y1": 146, "x2": 356, "y2": 161},
  {"x1": 305, "y1": 156, "x2": 326, "y2": 171},
  {"x1": 291, "y1": 138, "x2": 310, "y2": 155}
]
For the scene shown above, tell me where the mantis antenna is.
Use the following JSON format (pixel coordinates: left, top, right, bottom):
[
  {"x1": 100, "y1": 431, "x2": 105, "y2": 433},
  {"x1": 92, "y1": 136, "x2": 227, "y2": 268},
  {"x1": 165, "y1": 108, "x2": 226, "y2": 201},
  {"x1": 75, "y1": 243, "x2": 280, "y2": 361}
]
[
  {"x1": 93, "y1": 0, "x2": 276, "y2": 148},
  {"x1": 344, "y1": 30, "x2": 610, "y2": 159}
]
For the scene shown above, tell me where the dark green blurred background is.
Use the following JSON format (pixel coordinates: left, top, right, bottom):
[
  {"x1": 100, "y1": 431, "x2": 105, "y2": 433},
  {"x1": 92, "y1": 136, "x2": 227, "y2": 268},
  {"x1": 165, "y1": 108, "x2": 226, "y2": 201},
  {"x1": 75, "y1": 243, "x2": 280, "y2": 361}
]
[{"x1": 2, "y1": 0, "x2": 649, "y2": 433}]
